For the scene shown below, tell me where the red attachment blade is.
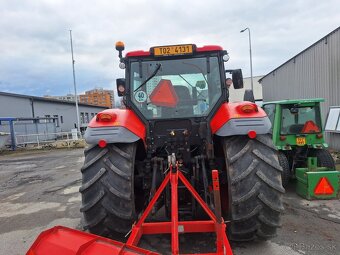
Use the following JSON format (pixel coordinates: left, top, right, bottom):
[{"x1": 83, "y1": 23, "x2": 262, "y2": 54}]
[{"x1": 26, "y1": 226, "x2": 159, "y2": 255}]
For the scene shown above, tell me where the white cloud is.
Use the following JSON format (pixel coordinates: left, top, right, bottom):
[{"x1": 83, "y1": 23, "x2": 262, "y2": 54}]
[{"x1": 0, "y1": 0, "x2": 339, "y2": 96}]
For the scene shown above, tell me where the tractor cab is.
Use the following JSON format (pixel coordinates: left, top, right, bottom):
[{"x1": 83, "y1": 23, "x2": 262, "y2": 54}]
[
  {"x1": 116, "y1": 43, "x2": 243, "y2": 119},
  {"x1": 114, "y1": 42, "x2": 246, "y2": 161},
  {"x1": 263, "y1": 98, "x2": 339, "y2": 200},
  {"x1": 262, "y1": 98, "x2": 326, "y2": 150},
  {"x1": 128, "y1": 54, "x2": 222, "y2": 119}
]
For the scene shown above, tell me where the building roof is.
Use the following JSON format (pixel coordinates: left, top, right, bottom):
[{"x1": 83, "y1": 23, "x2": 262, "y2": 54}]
[
  {"x1": 259, "y1": 26, "x2": 340, "y2": 83},
  {"x1": 0, "y1": 91, "x2": 108, "y2": 109}
]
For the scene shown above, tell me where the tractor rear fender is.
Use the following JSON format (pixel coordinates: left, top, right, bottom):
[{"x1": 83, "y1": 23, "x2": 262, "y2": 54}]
[
  {"x1": 85, "y1": 109, "x2": 146, "y2": 144},
  {"x1": 211, "y1": 102, "x2": 271, "y2": 136}
]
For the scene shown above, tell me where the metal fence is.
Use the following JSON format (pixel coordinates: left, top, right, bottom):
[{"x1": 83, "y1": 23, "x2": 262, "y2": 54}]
[
  {"x1": 0, "y1": 133, "x2": 10, "y2": 149},
  {"x1": 15, "y1": 131, "x2": 83, "y2": 148}
]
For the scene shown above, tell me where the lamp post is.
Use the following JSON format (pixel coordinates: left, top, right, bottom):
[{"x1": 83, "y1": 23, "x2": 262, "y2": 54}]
[
  {"x1": 240, "y1": 27, "x2": 254, "y2": 91},
  {"x1": 69, "y1": 30, "x2": 81, "y2": 133}
]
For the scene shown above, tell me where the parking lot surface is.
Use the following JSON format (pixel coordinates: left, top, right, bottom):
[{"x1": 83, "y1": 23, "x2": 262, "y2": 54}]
[{"x1": 0, "y1": 148, "x2": 339, "y2": 255}]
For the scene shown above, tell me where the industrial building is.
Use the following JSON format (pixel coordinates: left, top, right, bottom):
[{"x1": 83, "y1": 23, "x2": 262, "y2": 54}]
[
  {"x1": 229, "y1": 75, "x2": 263, "y2": 102},
  {"x1": 259, "y1": 26, "x2": 340, "y2": 149},
  {"x1": 0, "y1": 91, "x2": 108, "y2": 132},
  {"x1": 44, "y1": 93, "x2": 80, "y2": 102}
]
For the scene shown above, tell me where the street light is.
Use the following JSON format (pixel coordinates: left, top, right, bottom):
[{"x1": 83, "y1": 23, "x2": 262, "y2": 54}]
[
  {"x1": 240, "y1": 27, "x2": 254, "y2": 91},
  {"x1": 69, "y1": 30, "x2": 81, "y2": 133}
]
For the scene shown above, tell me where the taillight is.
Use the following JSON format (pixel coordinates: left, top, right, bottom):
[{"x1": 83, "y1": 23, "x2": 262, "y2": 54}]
[
  {"x1": 98, "y1": 139, "x2": 107, "y2": 148},
  {"x1": 237, "y1": 103, "x2": 258, "y2": 113},
  {"x1": 248, "y1": 130, "x2": 257, "y2": 139},
  {"x1": 280, "y1": 135, "x2": 286, "y2": 141},
  {"x1": 96, "y1": 112, "x2": 116, "y2": 122},
  {"x1": 316, "y1": 133, "x2": 323, "y2": 139}
]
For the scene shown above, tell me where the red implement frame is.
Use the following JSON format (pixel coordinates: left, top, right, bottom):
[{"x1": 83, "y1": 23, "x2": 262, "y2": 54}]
[
  {"x1": 126, "y1": 164, "x2": 233, "y2": 255},
  {"x1": 26, "y1": 164, "x2": 233, "y2": 255}
]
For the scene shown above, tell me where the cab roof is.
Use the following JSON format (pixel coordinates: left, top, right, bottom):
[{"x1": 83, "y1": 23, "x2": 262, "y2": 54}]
[
  {"x1": 126, "y1": 45, "x2": 223, "y2": 57},
  {"x1": 263, "y1": 98, "x2": 324, "y2": 106}
]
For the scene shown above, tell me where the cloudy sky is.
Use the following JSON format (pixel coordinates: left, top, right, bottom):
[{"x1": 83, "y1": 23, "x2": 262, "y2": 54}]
[{"x1": 0, "y1": 0, "x2": 339, "y2": 97}]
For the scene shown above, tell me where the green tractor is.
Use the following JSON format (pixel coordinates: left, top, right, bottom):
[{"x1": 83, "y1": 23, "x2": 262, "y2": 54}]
[{"x1": 262, "y1": 98, "x2": 339, "y2": 199}]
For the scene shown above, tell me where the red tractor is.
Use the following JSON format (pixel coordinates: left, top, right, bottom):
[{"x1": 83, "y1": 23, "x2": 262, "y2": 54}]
[{"x1": 81, "y1": 42, "x2": 284, "y2": 242}]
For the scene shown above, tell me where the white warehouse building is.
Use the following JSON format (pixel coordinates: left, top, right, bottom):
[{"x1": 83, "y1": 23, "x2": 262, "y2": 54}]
[
  {"x1": 229, "y1": 75, "x2": 263, "y2": 102},
  {"x1": 0, "y1": 91, "x2": 108, "y2": 132},
  {"x1": 259, "y1": 26, "x2": 340, "y2": 150}
]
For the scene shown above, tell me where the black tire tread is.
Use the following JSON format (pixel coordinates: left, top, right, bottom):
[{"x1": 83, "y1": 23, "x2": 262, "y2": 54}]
[
  {"x1": 231, "y1": 159, "x2": 259, "y2": 184},
  {"x1": 256, "y1": 170, "x2": 285, "y2": 193},
  {"x1": 81, "y1": 148, "x2": 108, "y2": 171},
  {"x1": 253, "y1": 149, "x2": 282, "y2": 172},
  {"x1": 223, "y1": 135, "x2": 284, "y2": 241},
  {"x1": 258, "y1": 193, "x2": 284, "y2": 212},
  {"x1": 80, "y1": 190, "x2": 105, "y2": 212},
  {"x1": 232, "y1": 182, "x2": 261, "y2": 204},
  {"x1": 103, "y1": 157, "x2": 131, "y2": 180},
  {"x1": 278, "y1": 152, "x2": 290, "y2": 188},
  {"x1": 258, "y1": 214, "x2": 282, "y2": 227},
  {"x1": 80, "y1": 143, "x2": 137, "y2": 237},
  {"x1": 79, "y1": 168, "x2": 106, "y2": 192},
  {"x1": 309, "y1": 149, "x2": 336, "y2": 169}
]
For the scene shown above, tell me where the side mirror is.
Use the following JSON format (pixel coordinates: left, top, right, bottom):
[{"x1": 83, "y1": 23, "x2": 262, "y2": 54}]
[
  {"x1": 116, "y1": 78, "x2": 126, "y2": 97},
  {"x1": 232, "y1": 69, "x2": 244, "y2": 89},
  {"x1": 243, "y1": 89, "x2": 255, "y2": 103},
  {"x1": 290, "y1": 107, "x2": 299, "y2": 114}
]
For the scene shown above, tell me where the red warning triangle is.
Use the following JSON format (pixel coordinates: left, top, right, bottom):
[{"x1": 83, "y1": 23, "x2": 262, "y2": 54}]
[
  {"x1": 149, "y1": 79, "x2": 179, "y2": 108},
  {"x1": 314, "y1": 177, "x2": 334, "y2": 195},
  {"x1": 302, "y1": 120, "x2": 320, "y2": 133}
]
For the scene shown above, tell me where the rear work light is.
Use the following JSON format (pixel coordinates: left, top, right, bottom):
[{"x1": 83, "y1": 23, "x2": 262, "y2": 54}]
[
  {"x1": 237, "y1": 103, "x2": 258, "y2": 113},
  {"x1": 96, "y1": 112, "x2": 116, "y2": 122}
]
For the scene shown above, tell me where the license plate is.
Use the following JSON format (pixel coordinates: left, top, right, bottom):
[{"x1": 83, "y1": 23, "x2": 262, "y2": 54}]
[
  {"x1": 296, "y1": 137, "x2": 306, "y2": 146},
  {"x1": 153, "y1": 44, "x2": 194, "y2": 56}
]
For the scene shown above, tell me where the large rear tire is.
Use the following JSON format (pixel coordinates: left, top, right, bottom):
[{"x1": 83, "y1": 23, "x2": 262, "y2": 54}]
[
  {"x1": 80, "y1": 143, "x2": 138, "y2": 237},
  {"x1": 278, "y1": 152, "x2": 291, "y2": 187},
  {"x1": 309, "y1": 149, "x2": 336, "y2": 169},
  {"x1": 223, "y1": 135, "x2": 285, "y2": 241}
]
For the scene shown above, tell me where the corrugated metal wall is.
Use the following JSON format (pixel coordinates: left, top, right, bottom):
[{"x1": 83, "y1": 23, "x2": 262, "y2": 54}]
[{"x1": 261, "y1": 27, "x2": 340, "y2": 150}]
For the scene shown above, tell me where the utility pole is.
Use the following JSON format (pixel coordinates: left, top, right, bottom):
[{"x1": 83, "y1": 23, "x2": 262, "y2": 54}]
[
  {"x1": 240, "y1": 27, "x2": 254, "y2": 91},
  {"x1": 69, "y1": 30, "x2": 81, "y2": 132}
]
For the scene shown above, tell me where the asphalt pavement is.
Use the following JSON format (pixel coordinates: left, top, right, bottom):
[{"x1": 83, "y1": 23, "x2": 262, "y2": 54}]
[{"x1": 0, "y1": 148, "x2": 339, "y2": 255}]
